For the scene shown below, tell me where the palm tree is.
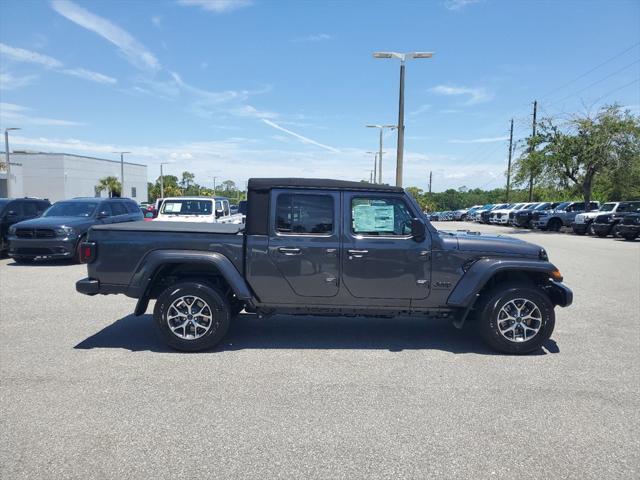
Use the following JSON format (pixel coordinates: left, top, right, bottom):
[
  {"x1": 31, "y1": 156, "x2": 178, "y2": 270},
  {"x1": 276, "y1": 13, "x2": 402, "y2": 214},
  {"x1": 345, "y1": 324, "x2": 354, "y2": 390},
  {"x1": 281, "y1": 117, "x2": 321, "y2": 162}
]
[{"x1": 95, "y1": 176, "x2": 122, "y2": 197}]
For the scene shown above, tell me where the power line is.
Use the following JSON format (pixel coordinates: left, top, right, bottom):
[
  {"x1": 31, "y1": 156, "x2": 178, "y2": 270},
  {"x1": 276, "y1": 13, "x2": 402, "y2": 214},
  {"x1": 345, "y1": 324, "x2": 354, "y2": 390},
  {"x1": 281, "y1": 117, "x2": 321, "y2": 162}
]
[
  {"x1": 547, "y1": 58, "x2": 640, "y2": 107},
  {"x1": 538, "y1": 41, "x2": 640, "y2": 101},
  {"x1": 592, "y1": 77, "x2": 640, "y2": 104}
]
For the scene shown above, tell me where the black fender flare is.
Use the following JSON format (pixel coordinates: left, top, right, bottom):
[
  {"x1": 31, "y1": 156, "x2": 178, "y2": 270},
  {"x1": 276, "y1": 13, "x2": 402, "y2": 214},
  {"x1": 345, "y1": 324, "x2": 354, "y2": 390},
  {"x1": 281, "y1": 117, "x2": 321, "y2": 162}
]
[
  {"x1": 127, "y1": 250, "x2": 254, "y2": 316},
  {"x1": 446, "y1": 258, "x2": 559, "y2": 309}
]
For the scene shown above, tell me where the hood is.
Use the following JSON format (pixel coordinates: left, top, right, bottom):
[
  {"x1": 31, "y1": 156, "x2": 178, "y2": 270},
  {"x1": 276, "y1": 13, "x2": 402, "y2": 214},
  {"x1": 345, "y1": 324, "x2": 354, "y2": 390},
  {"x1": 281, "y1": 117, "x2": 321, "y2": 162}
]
[
  {"x1": 13, "y1": 216, "x2": 94, "y2": 229},
  {"x1": 439, "y1": 230, "x2": 543, "y2": 258}
]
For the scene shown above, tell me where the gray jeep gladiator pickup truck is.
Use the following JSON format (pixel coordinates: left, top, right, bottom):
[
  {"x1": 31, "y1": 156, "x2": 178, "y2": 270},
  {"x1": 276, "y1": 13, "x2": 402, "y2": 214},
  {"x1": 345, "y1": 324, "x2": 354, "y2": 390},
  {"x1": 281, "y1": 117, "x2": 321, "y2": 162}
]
[{"x1": 76, "y1": 178, "x2": 572, "y2": 354}]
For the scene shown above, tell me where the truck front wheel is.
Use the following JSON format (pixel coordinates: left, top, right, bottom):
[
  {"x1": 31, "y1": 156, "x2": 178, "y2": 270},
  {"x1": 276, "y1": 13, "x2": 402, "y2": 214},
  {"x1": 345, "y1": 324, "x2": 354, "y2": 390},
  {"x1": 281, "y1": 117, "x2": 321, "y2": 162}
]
[
  {"x1": 475, "y1": 284, "x2": 555, "y2": 354},
  {"x1": 154, "y1": 281, "x2": 231, "y2": 352}
]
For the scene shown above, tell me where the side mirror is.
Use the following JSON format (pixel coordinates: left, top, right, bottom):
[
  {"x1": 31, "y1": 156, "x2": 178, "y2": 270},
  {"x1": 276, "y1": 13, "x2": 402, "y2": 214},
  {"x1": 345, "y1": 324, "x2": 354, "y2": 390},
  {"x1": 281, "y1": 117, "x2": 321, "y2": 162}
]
[
  {"x1": 215, "y1": 209, "x2": 224, "y2": 218},
  {"x1": 97, "y1": 211, "x2": 110, "y2": 219},
  {"x1": 411, "y1": 218, "x2": 426, "y2": 242}
]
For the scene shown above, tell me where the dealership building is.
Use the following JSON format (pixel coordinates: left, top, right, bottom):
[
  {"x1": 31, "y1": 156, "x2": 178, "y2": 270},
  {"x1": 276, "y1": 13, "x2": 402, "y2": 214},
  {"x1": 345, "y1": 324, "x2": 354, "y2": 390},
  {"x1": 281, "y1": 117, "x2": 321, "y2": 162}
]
[{"x1": 0, "y1": 152, "x2": 148, "y2": 202}]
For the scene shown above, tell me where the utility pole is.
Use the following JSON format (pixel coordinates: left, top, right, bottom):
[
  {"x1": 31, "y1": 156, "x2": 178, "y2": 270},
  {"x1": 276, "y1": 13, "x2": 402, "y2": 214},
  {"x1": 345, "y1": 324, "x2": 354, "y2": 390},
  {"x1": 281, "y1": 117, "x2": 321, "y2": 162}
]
[
  {"x1": 4, "y1": 128, "x2": 21, "y2": 198},
  {"x1": 528, "y1": 101, "x2": 537, "y2": 202},
  {"x1": 112, "y1": 151, "x2": 130, "y2": 197},
  {"x1": 428, "y1": 170, "x2": 432, "y2": 196},
  {"x1": 506, "y1": 118, "x2": 514, "y2": 202},
  {"x1": 213, "y1": 176, "x2": 217, "y2": 196},
  {"x1": 159, "y1": 162, "x2": 170, "y2": 199}
]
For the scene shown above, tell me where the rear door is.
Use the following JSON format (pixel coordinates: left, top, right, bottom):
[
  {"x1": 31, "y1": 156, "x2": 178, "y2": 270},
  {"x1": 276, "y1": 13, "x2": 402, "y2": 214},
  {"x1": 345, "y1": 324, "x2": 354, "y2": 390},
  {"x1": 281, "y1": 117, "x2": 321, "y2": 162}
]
[
  {"x1": 341, "y1": 192, "x2": 431, "y2": 300},
  {"x1": 268, "y1": 189, "x2": 340, "y2": 297}
]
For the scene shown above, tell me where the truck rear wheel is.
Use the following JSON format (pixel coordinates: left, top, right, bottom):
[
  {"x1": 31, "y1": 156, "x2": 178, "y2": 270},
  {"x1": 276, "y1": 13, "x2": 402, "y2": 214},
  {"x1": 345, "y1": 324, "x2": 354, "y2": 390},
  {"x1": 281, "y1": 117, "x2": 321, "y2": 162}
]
[
  {"x1": 547, "y1": 218, "x2": 562, "y2": 232},
  {"x1": 154, "y1": 281, "x2": 231, "y2": 352},
  {"x1": 475, "y1": 284, "x2": 555, "y2": 354}
]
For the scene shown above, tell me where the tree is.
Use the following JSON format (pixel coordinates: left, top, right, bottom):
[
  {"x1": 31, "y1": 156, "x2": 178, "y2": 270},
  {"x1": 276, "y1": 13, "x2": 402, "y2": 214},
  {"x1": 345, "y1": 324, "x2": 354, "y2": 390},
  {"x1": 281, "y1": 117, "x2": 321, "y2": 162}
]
[
  {"x1": 95, "y1": 176, "x2": 121, "y2": 197},
  {"x1": 180, "y1": 171, "x2": 195, "y2": 190},
  {"x1": 220, "y1": 180, "x2": 236, "y2": 192},
  {"x1": 513, "y1": 105, "x2": 640, "y2": 207}
]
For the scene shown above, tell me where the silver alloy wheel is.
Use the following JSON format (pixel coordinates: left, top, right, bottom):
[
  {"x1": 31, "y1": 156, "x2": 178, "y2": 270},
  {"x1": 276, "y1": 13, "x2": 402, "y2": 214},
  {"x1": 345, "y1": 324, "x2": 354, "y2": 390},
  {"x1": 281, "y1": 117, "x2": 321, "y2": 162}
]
[
  {"x1": 496, "y1": 298, "x2": 543, "y2": 343},
  {"x1": 166, "y1": 295, "x2": 213, "y2": 340}
]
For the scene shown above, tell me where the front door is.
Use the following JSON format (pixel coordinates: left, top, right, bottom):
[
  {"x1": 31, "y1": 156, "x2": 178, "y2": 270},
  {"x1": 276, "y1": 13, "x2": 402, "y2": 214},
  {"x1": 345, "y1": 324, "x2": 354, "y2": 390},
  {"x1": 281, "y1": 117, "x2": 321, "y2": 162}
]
[
  {"x1": 268, "y1": 189, "x2": 340, "y2": 297},
  {"x1": 341, "y1": 192, "x2": 431, "y2": 300}
]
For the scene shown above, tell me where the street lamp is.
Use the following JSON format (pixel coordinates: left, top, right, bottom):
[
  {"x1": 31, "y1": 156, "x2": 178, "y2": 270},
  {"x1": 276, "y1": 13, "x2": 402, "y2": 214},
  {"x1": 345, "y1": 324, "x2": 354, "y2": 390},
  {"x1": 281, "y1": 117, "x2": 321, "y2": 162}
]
[
  {"x1": 366, "y1": 124, "x2": 396, "y2": 184},
  {"x1": 112, "y1": 151, "x2": 131, "y2": 197},
  {"x1": 373, "y1": 51, "x2": 434, "y2": 187},
  {"x1": 159, "y1": 162, "x2": 170, "y2": 199},
  {"x1": 4, "y1": 127, "x2": 21, "y2": 198}
]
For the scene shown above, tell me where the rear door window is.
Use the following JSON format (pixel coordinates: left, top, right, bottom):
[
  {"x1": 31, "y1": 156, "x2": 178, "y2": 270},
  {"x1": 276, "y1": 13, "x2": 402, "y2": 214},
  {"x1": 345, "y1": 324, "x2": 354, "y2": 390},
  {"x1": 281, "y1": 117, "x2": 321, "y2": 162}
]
[
  {"x1": 110, "y1": 202, "x2": 127, "y2": 216},
  {"x1": 275, "y1": 193, "x2": 334, "y2": 235}
]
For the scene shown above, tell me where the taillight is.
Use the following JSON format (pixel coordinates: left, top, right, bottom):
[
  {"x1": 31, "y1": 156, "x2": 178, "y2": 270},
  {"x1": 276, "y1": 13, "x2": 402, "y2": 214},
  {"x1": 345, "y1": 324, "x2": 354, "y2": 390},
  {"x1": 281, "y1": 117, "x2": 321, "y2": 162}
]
[{"x1": 80, "y1": 241, "x2": 96, "y2": 263}]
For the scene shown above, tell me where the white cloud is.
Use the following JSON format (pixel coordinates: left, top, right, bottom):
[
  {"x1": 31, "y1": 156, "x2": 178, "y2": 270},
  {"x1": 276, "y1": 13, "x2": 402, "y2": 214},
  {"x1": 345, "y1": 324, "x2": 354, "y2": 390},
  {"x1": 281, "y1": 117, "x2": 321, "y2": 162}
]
[
  {"x1": 7, "y1": 133, "x2": 507, "y2": 190},
  {"x1": 410, "y1": 104, "x2": 431, "y2": 116},
  {"x1": 177, "y1": 0, "x2": 252, "y2": 13},
  {"x1": 430, "y1": 84, "x2": 493, "y2": 104},
  {"x1": 449, "y1": 136, "x2": 509, "y2": 144},
  {"x1": 291, "y1": 33, "x2": 332, "y2": 43},
  {"x1": 261, "y1": 119, "x2": 340, "y2": 153},
  {"x1": 0, "y1": 43, "x2": 63, "y2": 68},
  {"x1": 0, "y1": 42, "x2": 117, "y2": 85},
  {"x1": 51, "y1": 0, "x2": 160, "y2": 71},
  {"x1": 444, "y1": 0, "x2": 481, "y2": 11},
  {"x1": 0, "y1": 102, "x2": 85, "y2": 126},
  {"x1": 229, "y1": 105, "x2": 279, "y2": 119},
  {"x1": 63, "y1": 67, "x2": 117, "y2": 84},
  {"x1": 0, "y1": 71, "x2": 37, "y2": 90}
]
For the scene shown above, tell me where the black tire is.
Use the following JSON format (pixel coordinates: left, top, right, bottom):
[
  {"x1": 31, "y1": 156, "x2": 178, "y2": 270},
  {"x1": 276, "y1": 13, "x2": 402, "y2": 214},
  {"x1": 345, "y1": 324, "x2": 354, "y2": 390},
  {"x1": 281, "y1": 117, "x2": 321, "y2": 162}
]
[
  {"x1": 587, "y1": 222, "x2": 595, "y2": 236},
  {"x1": 623, "y1": 234, "x2": 638, "y2": 241},
  {"x1": 153, "y1": 281, "x2": 231, "y2": 352},
  {"x1": 596, "y1": 230, "x2": 609, "y2": 238},
  {"x1": 474, "y1": 283, "x2": 555, "y2": 355},
  {"x1": 13, "y1": 257, "x2": 34, "y2": 264},
  {"x1": 547, "y1": 218, "x2": 562, "y2": 232}
]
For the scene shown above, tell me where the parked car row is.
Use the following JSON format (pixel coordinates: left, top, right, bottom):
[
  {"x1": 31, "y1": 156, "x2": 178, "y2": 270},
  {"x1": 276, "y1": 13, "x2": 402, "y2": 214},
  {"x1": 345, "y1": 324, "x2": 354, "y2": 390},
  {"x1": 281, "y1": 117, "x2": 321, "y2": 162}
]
[
  {"x1": 429, "y1": 199, "x2": 640, "y2": 241},
  {"x1": 0, "y1": 194, "x2": 247, "y2": 264}
]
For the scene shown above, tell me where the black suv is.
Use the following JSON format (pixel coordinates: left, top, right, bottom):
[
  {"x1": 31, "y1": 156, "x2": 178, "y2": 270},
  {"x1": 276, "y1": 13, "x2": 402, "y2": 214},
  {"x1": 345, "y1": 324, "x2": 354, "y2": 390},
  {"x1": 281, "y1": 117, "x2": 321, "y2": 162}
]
[
  {"x1": 0, "y1": 197, "x2": 51, "y2": 255},
  {"x1": 591, "y1": 201, "x2": 640, "y2": 238},
  {"x1": 8, "y1": 197, "x2": 142, "y2": 263},
  {"x1": 617, "y1": 213, "x2": 640, "y2": 241}
]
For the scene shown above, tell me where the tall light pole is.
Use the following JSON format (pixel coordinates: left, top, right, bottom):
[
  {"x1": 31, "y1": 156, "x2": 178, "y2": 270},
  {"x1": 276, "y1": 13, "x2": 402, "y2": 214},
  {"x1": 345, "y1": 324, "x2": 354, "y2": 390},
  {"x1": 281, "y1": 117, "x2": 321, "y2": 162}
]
[
  {"x1": 4, "y1": 127, "x2": 21, "y2": 198},
  {"x1": 213, "y1": 176, "x2": 217, "y2": 196},
  {"x1": 366, "y1": 124, "x2": 396, "y2": 184},
  {"x1": 160, "y1": 162, "x2": 170, "y2": 199},
  {"x1": 373, "y1": 51, "x2": 433, "y2": 187},
  {"x1": 112, "y1": 151, "x2": 130, "y2": 197}
]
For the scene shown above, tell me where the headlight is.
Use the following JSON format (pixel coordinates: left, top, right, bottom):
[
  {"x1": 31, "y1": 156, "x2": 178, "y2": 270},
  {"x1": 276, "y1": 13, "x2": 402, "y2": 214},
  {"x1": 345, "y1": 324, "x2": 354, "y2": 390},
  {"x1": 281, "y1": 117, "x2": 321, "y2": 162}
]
[
  {"x1": 55, "y1": 226, "x2": 76, "y2": 237},
  {"x1": 8, "y1": 225, "x2": 17, "y2": 235},
  {"x1": 539, "y1": 248, "x2": 548, "y2": 261}
]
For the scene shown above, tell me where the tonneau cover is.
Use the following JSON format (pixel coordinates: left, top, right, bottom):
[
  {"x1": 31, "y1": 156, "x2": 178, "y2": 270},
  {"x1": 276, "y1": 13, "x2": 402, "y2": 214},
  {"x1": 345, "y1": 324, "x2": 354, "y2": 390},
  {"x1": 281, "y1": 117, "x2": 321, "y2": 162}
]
[{"x1": 91, "y1": 221, "x2": 244, "y2": 234}]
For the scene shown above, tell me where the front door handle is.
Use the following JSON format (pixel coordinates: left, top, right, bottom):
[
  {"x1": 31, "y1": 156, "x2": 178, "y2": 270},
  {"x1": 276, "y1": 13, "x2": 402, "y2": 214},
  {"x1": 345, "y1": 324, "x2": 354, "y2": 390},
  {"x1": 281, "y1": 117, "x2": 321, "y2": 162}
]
[
  {"x1": 347, "y1": 249, "x2": 368, "y2": 259},
  {"x1": 277, "y1": 247, "x2": 301, "y2": 255}
]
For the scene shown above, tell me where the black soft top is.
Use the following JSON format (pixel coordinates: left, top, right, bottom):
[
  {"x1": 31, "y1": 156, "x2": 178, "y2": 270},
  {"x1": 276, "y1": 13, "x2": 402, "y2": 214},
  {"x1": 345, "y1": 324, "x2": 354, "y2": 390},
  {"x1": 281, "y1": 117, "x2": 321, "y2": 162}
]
[{"x1": 248, "y1": 178, "x2": 403, "y2": 193}]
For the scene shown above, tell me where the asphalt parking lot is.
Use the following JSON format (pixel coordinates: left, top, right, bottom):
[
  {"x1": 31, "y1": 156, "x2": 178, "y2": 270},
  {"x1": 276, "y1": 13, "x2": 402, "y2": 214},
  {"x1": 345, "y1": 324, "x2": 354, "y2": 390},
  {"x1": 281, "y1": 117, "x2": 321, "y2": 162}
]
[{"x1": 1, "y1": 222, "x2": 638, "y2": 480}]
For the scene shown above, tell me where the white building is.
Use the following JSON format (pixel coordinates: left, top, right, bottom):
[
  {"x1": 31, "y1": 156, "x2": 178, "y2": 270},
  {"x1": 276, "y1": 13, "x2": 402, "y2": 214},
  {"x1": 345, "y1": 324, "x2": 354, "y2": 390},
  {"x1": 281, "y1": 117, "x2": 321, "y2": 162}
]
[{"x1": 1, "y1": 152, "x2": 148, "y2": 202}]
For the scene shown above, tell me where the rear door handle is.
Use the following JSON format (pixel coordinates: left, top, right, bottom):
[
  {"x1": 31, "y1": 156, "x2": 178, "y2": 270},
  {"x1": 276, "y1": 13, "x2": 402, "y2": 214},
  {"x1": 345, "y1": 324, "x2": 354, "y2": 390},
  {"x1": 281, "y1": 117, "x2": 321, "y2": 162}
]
[
  {"x1": 348, "y1": 249, "x2": 368, "y2": 259},
  {"x1": 277, "y1": 247, "x2": 301, "y2": 255}
]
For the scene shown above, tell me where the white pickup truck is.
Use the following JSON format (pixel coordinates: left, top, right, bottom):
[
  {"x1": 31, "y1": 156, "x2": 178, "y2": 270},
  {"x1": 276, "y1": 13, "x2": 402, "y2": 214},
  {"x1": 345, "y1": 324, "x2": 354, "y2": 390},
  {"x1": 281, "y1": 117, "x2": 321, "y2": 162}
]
[{"x1": 156, "y1": 196, "x2": 243, "y2": 224}]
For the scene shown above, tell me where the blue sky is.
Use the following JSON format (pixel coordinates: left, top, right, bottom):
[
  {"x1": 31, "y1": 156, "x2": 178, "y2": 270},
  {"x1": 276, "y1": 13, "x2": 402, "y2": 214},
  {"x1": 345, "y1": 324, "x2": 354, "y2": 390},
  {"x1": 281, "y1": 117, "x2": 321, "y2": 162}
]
[{"x1": 1, "y1": 0, "x2": 639, "y2": 192}]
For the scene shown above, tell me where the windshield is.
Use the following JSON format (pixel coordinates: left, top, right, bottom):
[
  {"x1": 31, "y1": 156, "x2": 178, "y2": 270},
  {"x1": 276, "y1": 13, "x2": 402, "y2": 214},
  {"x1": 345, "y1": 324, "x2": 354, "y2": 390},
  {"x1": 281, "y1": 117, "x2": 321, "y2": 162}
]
[
  {"x1": 161, "y1": 199, "x2": 213, "y2": 216},
  {"x1": 599, "y1": 203, "x2": 616, "y2": 212},
  {"x1": 534, "y1": 203, "x2": 550, "y2": 210},
  {"x1": 554, "y1": 202, "x2": 571, "y2": 211},
  {"x1": 44, "y1": 202, "x2": 97, "y2": 217}
]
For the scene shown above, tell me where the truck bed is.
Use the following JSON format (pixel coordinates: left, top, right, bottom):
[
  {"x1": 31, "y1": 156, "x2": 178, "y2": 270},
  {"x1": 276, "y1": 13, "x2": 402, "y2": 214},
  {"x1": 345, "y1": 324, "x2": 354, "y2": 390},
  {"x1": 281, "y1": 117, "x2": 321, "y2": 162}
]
[{"x1": 86, "y1": 221, "x2": 245, "y2": 288}]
